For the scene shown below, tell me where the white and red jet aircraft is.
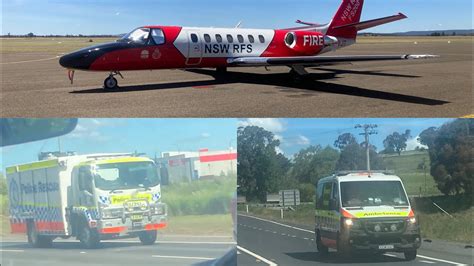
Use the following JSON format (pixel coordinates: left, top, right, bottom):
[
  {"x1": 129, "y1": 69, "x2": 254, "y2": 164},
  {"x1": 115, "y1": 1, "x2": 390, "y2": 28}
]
[{"x1": 59, "y1": 0, "x2": 437, "y2": 90}]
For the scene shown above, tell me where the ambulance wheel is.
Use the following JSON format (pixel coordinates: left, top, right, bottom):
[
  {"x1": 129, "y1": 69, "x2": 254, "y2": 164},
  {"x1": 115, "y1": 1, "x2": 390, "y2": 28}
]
[
  {"x1": 27, "y1": 222, "x2": 52, "y2": 248},
  {"x1": 404, "y1": 250, "x2": 417, "y2": 261},
  {"x1": 79, "y1": 223, "x2": 100, "y2": 249},
  {"x1": 316, "y1": 231, "x2": 328, "y2": 256},
  {"x1": 139, "y1": 230, "x2": 157, "y2": 245},
  {"x1": 104, "y1": 76, "x2": 118, "y2": 91}
]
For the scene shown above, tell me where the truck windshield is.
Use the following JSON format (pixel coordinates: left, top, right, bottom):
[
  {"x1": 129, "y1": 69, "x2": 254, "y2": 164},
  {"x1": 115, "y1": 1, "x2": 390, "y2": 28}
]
[
  {"x1": 340, "y1": 181, "x2": 409, "y2": 207},
  {"x1": 118, "y1": 28, "x2": 150, "y2": 44},
  {"x1": 93, "y1": 161, "x2": 160, "y2": 191}
]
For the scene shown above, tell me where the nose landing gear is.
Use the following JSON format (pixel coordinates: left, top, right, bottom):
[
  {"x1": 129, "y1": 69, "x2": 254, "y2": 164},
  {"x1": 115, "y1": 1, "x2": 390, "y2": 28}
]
[{"x1": 104, "y1": 71, "x2": 124, "y2": 91}]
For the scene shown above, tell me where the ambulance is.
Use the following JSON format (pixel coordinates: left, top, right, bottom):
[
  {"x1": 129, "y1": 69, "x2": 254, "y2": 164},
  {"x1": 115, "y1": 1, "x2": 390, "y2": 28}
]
[
  {"x1": 314, "y1": 171, "x2": 421, "y2": 261},
  {"x1": 6, "y1": 153, "x2": 167, "y2": 248}
]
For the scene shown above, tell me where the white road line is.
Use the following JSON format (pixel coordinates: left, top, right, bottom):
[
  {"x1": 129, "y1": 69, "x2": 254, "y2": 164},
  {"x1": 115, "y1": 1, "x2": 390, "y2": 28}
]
[
  {"x1": 239, "y1": 214, "x2": 314, "y2": 233},
  {"x1": 101, "y1": 240, "x2": 235, "y2": 245},
  {"x1": 237, "y1": 246, "x2": 277, "y2": 266},
  {"x1": 420, "y1": 260, "x2": 436, "y2": 264},
  {"x1": 0, "y1": 249, "x2": 25, "y2": 252},
  {"x1": 1, "y1": 56, "x2": 60, "y2": 65},
  {"x1": 156, "y1": 241, "x2": 236, "y2": 245},
  {"x1": 152, "y1": 255, "x2": 215, "y2": 261},
  {"x1": 417, "y1": 254, "x2": 468, "y2": 266}
]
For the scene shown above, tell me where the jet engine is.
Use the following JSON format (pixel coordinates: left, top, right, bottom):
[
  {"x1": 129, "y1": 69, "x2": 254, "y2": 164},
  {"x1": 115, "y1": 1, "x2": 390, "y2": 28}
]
[{"x1": 284, "y1": 31, "x2": 338, "y2": 55}]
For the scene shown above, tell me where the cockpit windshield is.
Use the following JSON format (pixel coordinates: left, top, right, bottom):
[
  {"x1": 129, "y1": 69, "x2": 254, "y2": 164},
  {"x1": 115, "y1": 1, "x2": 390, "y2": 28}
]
[
  {"x1": 93, "y1": 161, "x2": 160, "y2": 191},
  {"x1": 119, "y1": 28, "x2": 150, "y2": 44}
]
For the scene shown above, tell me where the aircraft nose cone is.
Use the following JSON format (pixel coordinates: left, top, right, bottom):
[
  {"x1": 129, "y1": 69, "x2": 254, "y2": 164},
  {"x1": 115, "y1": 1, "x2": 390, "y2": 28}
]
[{"x1": 59, "y1": 51, "x2": 91, "y2": 70}]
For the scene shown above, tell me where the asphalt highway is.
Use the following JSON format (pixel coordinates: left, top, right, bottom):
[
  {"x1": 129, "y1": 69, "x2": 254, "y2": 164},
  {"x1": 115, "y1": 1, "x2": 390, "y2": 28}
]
[
  {"x1": 0, "y1": 234, "x2": 236, "y2": 266},
  {"x1": 2, "y1": 39, "x2": 472, "y2": 117},
  {"x1": 237, "y1": 214, "x2": 473, "y2": 266}
]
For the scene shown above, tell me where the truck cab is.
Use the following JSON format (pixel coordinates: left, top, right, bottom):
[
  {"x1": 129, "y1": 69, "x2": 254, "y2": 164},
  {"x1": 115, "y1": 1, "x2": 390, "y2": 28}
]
[
  {"x1": 68, "y1": 156, "x2": 167, "y2": 248},
  {"x1": 314, "y1": 171, "x2": 421, "y2": 261}
]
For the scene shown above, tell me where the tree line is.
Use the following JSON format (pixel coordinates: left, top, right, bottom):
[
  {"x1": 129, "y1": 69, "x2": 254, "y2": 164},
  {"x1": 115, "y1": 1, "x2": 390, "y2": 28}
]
[{"x1": 238, "y1": 119, "x2": 473, "y2": 202}]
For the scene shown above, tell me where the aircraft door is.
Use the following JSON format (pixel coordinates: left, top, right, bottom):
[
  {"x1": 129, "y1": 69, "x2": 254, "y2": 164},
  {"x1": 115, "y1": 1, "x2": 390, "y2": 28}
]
[{"x1": 186, "y1": 31, "x2": 203, "y2": 65}]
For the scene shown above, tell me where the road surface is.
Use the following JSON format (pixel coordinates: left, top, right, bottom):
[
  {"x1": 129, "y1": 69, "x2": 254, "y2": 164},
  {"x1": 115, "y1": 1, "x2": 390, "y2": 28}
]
[
  {"x1": 237, "y1": 214, "x2": 473, "y2": 266},
  {"x1": 0, "y1": 234, "x2": 236, "y2": 266}
]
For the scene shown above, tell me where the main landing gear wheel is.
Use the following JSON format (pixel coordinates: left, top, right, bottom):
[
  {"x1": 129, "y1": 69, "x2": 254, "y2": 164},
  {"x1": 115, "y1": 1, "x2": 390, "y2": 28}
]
[
  {"x1": 104, "y1": 76, "x2": 118, "y2": 91},
  {"x1": 103, "y1": 71, "x2": 124, "y2": 91}
]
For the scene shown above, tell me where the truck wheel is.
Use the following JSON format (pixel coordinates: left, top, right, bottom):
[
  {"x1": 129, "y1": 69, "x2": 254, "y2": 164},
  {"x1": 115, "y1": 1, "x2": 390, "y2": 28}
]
[
  {"x1": 316, "y1": 231, "x2": 328, "y2": 256},
  {"x1": 27, "y1": 222, "x2": 53, "y2": 248},
  {"x1": 139, "y1": 230, "x2": 157, "y2": 245},
  {"x1": 404, "y1": 250, "x2": 417, "y2": 261},
  {"x1": 79, "y1": 223, "x2": 100, "y2": 249}
]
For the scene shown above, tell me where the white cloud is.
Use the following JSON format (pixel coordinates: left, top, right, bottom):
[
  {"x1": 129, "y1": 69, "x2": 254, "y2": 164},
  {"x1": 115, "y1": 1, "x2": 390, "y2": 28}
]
[
  {"x1": 115, "y1": 12, "x2": 121, "y2": 16},
  {"x1": 201, "y1": 133, "x2": 211, "y2": 138},
  {"x1": 275, "y1": 146, "x2": 284, "y2": 155},
  {"x1": 406, "y1": 136, "x2": 428, "y2": 151},
  {"x1": 239, "y1": 118, "x2": 286, "y2": 133},
  {"x1": 296, "y1": 135, "x2": 310, "y2": 145}
]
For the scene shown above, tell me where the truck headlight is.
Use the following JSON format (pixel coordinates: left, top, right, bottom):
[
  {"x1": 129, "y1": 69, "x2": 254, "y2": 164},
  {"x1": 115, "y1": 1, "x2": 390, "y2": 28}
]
[{"x1": 150, "y1": 203, "x2": 166, "y2": 215}]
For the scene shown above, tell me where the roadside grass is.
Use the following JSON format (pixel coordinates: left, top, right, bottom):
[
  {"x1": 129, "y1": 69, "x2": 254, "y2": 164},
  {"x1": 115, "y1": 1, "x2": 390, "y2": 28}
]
[
  {"x1": 163, "y1": 177, "x2": 236, "y2": 216},
  {"x1": 1, "y1": 38, "x2": 116, "y2": 53},
  {"x1": 162, "y1": 214, "x2": 233, "y2": 236},
  {"x1": 382, "y1": 151, "x2": 441, "y2": 196},
  {"x1": 417, "y1": 208, "x2": 473, "y2": 243}
]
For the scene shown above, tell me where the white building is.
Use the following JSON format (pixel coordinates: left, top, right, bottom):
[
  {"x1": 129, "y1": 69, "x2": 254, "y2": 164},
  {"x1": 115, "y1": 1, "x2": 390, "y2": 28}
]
[{"x1": 158, "y1": 148, "x2": 237, "y2": 184}]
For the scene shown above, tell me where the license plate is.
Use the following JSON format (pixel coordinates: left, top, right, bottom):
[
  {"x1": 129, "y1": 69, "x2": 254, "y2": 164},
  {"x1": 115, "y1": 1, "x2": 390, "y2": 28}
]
[
  {"x1": 131, "y1": 215, "x2": 143, "y2": 221},
  {"x1": 133, "y1": 221, "x2": 143, "y2": 228},
  {"x1": 378, "y1": 245, "x2": 394, "y2": 250}
]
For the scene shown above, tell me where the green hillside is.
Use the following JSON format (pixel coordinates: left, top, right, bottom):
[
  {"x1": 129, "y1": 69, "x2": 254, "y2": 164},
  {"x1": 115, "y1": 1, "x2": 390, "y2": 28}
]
[{"x1": 382, "y1": 151, "x2": 441, "y2": 196}]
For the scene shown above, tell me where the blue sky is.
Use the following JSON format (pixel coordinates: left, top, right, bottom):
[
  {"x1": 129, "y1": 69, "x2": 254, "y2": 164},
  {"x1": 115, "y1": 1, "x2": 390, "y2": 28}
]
[
  {"x1": 239, "y1": 118, "x2": 454, "y2": 157},
  {"x1": 2, "y1": 0, "x2": 472, "y2": 35},
  {"x1": 1, "y1": 119, "x2": 237, "y2": 171}
]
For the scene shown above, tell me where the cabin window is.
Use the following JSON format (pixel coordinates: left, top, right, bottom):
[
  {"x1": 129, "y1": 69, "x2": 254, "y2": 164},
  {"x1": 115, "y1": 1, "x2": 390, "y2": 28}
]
[
  {"x1": 190, "y1": 34, "x2": 199, "y2": 43},
  {"x1": 259, "y1": 35, "x2": 265, "y2": 43},
  {"x1": 216, "y1": 34, "x2": 223, "y2": 43},
  {"x1": 237, "y1": 35, "x2": 244, "y2": 43},
  {"x1": 204, "y1": 34, "x2": 211, "y2": 43},
  {"x1": 151, "y1": 28, "x2": 165, "y2": 45},
  {"x1": 248, "y1": 35, "x2": 255, "y2": 43},
  {"x1": 227, "y1": 34, "x2": 234, "y2": 43}
]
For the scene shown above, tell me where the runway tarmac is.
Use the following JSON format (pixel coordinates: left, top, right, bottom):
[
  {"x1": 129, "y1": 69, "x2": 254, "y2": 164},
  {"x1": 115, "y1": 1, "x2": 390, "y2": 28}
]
[
  {"x1": 237, "y1": 214, "x2": 473, "y2": 266},
  {"x1": 1, "y1": 37, "x2": 472, "y2": 118}
]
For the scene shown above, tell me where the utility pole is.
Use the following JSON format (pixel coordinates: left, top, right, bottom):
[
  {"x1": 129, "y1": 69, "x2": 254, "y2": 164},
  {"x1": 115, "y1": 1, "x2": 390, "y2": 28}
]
[{"x1": 355, "y1": 124, "x2": 378, "y2": 173}]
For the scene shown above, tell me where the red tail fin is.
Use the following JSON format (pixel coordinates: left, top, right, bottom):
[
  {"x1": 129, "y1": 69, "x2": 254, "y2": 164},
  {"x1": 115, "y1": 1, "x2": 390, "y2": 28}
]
[{"x1": 327, "y1": 0, "x2": 365, "y2": 39}]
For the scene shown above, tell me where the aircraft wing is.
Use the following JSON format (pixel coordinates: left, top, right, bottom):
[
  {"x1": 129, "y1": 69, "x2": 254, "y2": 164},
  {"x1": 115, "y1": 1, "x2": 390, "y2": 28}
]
[{"x1": 227, "y1": 54, "x2": 439, "y2": 67}]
